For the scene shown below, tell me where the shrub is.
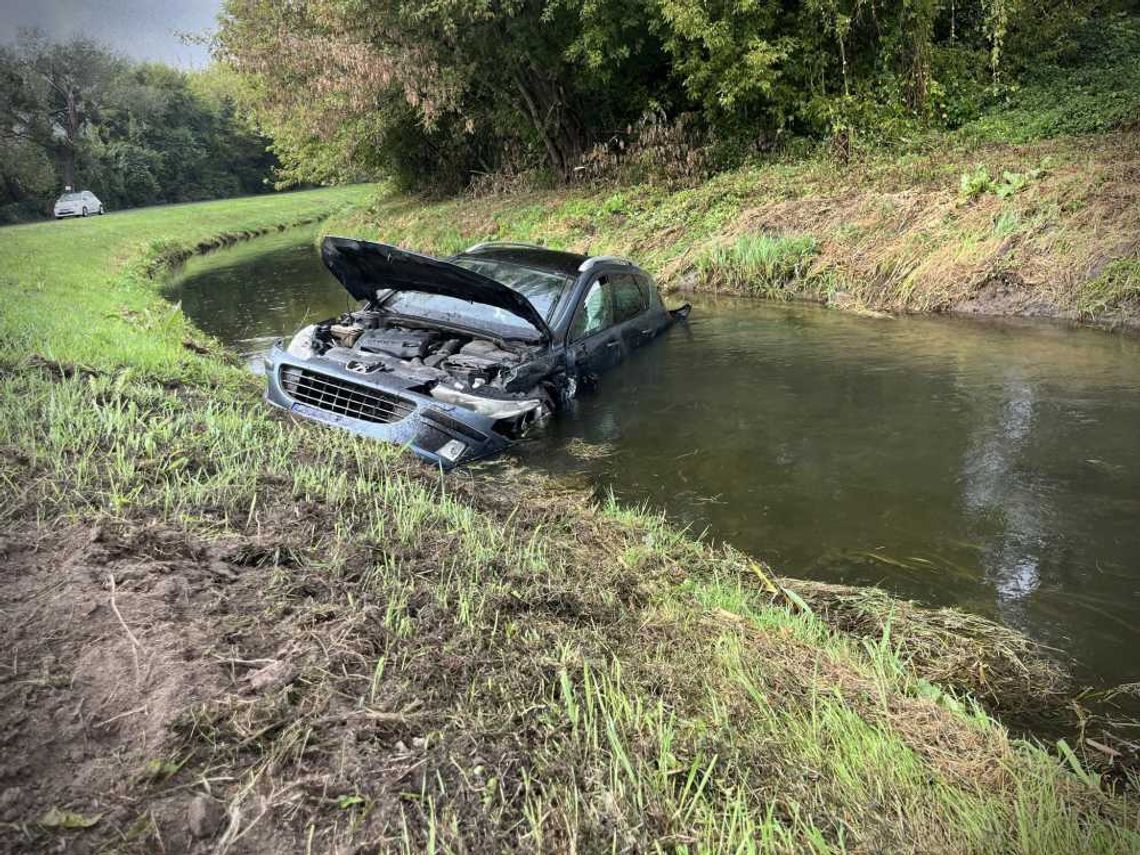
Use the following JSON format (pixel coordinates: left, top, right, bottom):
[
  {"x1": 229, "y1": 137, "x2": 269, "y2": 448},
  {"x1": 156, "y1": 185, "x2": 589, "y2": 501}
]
[{"x1": 960, "y1": 164, "x2": 1047, "y2": 200}]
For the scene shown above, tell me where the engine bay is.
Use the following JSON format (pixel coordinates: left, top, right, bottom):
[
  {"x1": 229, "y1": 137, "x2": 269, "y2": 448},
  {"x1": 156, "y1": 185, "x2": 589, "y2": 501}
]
[{"x1": 288, "y1": 308, "x2": 556, "y2": 435}]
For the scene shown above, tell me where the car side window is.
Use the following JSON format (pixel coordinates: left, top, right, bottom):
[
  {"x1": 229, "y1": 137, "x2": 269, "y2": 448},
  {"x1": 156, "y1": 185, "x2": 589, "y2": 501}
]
[
  {"x1": 611, "y1": 274, "x2": 646, "y2": 324},
  {"x1": 570, "y1": 277, "x2": 613, "y2": 341},
  {"x1": 636, "y1": 274, "x2": 663, "y2": 310}
]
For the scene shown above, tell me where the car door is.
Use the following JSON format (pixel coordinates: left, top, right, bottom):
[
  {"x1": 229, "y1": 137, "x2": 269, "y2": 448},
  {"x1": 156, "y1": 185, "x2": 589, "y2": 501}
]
[
  {"x1": 608, "y1": 272, "x2": 654, "y2": 351},
  {"x1": 566, "y1": 273, "x2": 622, "y2": 382}
]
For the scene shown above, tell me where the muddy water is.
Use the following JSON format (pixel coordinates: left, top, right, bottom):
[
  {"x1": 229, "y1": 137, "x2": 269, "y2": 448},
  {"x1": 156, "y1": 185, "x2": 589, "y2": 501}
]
[
  {"x1": 168, "y1": 234, "x2": 1140, "y2": 690},
  {"x1": 166, "y1": 228, "x2": 355, "y2": 372}
]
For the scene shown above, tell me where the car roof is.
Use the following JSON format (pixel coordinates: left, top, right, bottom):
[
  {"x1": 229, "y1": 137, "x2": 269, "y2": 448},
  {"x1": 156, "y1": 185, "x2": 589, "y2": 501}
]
[{"x1": 455, "y1": 244, "x2": 589, "y2": 278}]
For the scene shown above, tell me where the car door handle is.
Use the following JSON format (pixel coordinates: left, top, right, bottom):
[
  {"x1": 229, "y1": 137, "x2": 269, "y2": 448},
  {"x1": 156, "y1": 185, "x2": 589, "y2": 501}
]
[{"x1": 606, "y1": 340, "x2": 622, "y2": 349}]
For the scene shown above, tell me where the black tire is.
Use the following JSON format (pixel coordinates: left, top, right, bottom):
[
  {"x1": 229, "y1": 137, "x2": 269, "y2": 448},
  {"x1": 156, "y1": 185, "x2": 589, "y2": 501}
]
[
  {"x1": 81, "y1": 207, "x2": 88, "y2": 217},
  {"x1": 98, "y1": 206, "x2": 105, "y2": 215}
]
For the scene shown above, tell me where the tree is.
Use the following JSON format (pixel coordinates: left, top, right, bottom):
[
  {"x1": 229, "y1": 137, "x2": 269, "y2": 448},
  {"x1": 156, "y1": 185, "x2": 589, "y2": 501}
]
[
  {"x1": 215, "y1": 0, "x2": 669, "y2": 189},
  {"x1": 0, "y1": 34, "x2": 276, "y2": 222},
  {"x1": 0, "y1": 31, "x2": 124, "y2": 187}
]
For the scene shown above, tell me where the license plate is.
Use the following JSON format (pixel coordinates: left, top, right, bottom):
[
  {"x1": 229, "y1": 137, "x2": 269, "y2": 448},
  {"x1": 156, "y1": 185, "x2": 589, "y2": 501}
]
[{"x1": 291, "y1": 402, "x2": 345, "y2": 425}]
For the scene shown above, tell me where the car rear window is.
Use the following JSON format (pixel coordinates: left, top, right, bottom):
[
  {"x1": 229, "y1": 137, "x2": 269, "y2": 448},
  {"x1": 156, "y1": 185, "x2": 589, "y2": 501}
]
[
  {"x1": 636, "y1": 273, "x2": 663, "y2": 309},
  {"x1": 58, "y1": 193, "x2": 82, "y2": 202},
  {"x1": 611, "y1": 274, "x2": 646, "y2": 323}
]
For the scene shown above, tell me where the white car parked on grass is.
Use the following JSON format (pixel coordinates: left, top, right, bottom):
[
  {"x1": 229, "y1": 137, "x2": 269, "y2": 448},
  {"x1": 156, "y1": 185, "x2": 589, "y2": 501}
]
[{"x1": 54, "y1": 190, "x2": 104, "y2": 219}]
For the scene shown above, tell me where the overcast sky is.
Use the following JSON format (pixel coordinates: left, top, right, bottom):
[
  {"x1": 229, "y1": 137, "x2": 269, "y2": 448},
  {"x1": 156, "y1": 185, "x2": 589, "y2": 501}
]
[{"x1": 0, "y1": 0, "x2": 221, "y2": 67}]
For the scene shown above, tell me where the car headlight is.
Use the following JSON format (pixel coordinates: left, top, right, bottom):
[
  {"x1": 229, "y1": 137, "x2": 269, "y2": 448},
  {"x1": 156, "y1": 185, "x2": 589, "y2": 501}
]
[
  {"x1": 430, "y1": 384, "x2": 542, "y2": 419},
  {"x1": 286, "y1": 324, "x2": 317, "y2": 359}
]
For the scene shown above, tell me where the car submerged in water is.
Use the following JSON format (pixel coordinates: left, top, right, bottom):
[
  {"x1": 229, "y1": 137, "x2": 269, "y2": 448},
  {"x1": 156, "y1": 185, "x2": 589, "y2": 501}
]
[{"x1": 264, "y1": 237, "x2": 689, "y2": 467}]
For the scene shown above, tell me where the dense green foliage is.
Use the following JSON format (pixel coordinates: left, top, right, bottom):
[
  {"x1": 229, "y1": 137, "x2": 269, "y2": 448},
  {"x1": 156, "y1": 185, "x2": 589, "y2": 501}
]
[
  {"x1": 0, "y1": 34, "x2": 276, "y2": 223},
  {"x1": 217, "y1": 0, "x2": 1140, "y2": 192}
]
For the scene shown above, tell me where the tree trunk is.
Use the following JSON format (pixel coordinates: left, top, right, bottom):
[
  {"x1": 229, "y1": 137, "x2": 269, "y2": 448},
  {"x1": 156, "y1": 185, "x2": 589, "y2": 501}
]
[
  {"x1": 513, "y1": 65, "x2": 585, "y2": 181},
  {"x1": 515, "y1": 74, "x2": 566, "y2": 177},
  {"x1": 61, "y1": 87, "x2": 79, "y2": 187}
]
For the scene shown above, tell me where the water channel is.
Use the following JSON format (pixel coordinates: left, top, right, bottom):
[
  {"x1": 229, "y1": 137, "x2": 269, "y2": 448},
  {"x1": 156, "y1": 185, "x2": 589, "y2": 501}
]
[{"x1": 166, "y1": 229, "x2": 1140, "y2": 691}]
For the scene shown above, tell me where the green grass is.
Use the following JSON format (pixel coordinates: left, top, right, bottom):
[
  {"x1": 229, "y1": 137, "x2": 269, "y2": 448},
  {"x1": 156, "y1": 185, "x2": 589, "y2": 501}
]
[
  {"x1": 0, "y1": 186, "x2": 367, "y2": 381},
  {"x1": 697, "y1": 233, "x2": 820, "y2": 296},
  {"x1": 1076, "y1": 257, "x2": 1140, "y2": 320},
  {"x1": 329, "y1": 131, "x2": 1140, "y2": 326},
  {"x1": 1, "y1": 188, "x2": 1138, "y2": 851}
]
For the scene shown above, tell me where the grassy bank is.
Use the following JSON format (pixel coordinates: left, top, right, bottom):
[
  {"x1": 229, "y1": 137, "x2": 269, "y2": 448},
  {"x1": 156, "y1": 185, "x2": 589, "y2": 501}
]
[
  {"x1": 329, "y1": 131, "x2": 1140, "y2": 327},
  {"x1": 1, "y1": 192, "x2": 1138, "y2": 852}
]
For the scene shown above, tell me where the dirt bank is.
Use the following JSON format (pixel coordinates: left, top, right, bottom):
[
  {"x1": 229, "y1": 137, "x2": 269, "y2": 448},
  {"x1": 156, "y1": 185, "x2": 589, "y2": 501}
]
[{"x1": 331, "y1": 132, "x2": 1140, "y2": 329}]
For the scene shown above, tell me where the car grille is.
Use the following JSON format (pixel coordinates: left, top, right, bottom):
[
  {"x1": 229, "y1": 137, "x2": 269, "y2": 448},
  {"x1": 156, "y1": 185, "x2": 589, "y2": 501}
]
[{"x1": 279, "y1": 366, "x2": 415, "y2": 424}]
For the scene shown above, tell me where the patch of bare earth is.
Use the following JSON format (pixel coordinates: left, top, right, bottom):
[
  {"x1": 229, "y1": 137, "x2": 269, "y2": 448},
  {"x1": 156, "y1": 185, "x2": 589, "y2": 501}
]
[{"x1": 0, "y1": 524, "x2": 271, "y2": 852}]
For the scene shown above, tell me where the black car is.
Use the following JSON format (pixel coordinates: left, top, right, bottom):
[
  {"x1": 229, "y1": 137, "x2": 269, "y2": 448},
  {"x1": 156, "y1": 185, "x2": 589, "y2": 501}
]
[{"x1": 264, "y1": 237, "x2": 688, "y2": 467}]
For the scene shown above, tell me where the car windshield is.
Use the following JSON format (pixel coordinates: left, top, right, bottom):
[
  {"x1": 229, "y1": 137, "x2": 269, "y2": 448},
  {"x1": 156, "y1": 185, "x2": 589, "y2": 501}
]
[
  {"x1": 58, "y1": 193, "x2": 83, "y2": 202},
  {"x1": 379, "y1": 258, "x2": 571, "y2": 338}
]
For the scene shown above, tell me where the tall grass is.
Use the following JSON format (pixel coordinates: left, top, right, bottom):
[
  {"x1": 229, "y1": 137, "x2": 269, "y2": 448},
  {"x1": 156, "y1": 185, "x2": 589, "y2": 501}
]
[
  {"x1": 1076, "y1": 257, "x2": 1140, "y2": 320},
  {"x1": 696, "y1": 233, "x2": 820, "y2": 296}
]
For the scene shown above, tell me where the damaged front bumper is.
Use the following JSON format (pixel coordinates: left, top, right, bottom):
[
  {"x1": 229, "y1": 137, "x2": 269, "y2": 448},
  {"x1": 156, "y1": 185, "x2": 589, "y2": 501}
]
[{"x1": 263, "y1": 341, "x2": 511, "y2": 468}]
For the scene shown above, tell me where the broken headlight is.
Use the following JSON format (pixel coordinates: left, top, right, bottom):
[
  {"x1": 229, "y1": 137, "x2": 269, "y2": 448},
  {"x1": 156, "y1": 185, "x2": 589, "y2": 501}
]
[
  {"x1": 430, "y1": 384, "x2": 543, "y2": 420},
  {"x1": 286, "y1": 324, "x2": 318, "y2": 360}
]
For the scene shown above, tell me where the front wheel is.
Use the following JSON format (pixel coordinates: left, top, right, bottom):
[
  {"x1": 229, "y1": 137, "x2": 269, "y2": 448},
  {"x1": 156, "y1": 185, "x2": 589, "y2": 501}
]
[
  {"x1": 98, "y1": 206, "x2": 105, "y2": 215},
  {"x1": 81, "y1": 206, "x2": 88, "y2": 217}
]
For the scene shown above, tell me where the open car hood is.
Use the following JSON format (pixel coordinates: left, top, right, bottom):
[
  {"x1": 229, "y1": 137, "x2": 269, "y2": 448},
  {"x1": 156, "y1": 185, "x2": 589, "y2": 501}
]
[{"x1": 321, "y1": 236, "x2": 552, "y2": 341}]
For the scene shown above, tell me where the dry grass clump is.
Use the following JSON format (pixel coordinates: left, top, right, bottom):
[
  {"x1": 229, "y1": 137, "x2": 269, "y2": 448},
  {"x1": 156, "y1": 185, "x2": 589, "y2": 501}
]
[
  {"x1": 786, "y1": 579, "x2": 1069, "y2": 716},
  {"x1": 562, "y1": 437, "x2": 617, "y2": 460}
]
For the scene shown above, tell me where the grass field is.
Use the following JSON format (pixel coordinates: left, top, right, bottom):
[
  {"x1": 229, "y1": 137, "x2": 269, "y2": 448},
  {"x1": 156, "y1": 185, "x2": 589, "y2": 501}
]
[{"x1": 1, "y1": 188, "x2": 1138, "y2": 852}]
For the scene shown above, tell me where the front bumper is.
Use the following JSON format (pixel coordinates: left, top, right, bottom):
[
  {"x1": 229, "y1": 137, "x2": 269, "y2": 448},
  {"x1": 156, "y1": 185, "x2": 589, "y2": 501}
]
[{"x1": 264, "y1": 342, "x2": 511, "y2": 468}]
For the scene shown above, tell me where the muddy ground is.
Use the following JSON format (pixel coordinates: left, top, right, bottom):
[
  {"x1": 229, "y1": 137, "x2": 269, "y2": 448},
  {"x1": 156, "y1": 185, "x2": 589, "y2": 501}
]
[
  {"x1": 0, "y1": 524, "x2": 265, "y2": 852},
  {"x1": 0, "y1": 502, "x2": 1118, "y2": 853}
]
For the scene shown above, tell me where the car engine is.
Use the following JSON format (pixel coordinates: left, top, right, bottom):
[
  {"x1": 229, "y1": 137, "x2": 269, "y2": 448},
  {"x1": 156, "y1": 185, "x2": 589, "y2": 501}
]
[{"x1": 285, "y1": 309, "x2": 556, "y2": 435}]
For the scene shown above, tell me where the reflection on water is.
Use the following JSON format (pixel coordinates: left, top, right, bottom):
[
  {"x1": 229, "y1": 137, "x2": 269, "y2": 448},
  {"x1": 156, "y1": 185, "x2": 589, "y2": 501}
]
[
  {"x1": 961, "y1": 372, "x2": 1044, "y2": 626},
  {"x1": 170, "y1": 236, "x2": 1140, "y2": 690},
  {"x1": 165, "y1": 228, "x2": 350, "y2": 372}
]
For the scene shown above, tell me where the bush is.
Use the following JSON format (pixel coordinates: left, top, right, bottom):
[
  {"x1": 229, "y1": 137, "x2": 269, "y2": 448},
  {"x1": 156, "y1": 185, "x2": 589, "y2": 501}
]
[
  {"x1": 959, "y1": 165, "x2": 994, "y2": 199},
  {"x1": 960, "y1": 13, "x2": 1140, "y2": 143}
]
